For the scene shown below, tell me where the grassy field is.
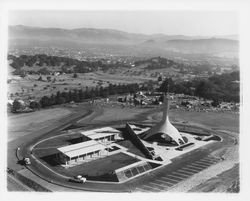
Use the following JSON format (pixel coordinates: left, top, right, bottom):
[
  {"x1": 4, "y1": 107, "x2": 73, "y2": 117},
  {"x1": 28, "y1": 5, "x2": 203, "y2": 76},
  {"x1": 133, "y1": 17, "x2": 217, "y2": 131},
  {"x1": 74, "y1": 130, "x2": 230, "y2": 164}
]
[
  {"x1": 81, "y1": 103, "x2": 239, "y2": 134},
  {"x1": 7, "y1": 60, "x2": 181, "y2": 102},
  {"x1": 8, "y1": 71, "x2": 154, "y2": 101},
  {"x1": 87, "y1": 105, "x2": 152, "y2": 123},
  {"x1": 8, "y1": 101, "x2": 239, "y2": 144},
  {"x1": 150, "y1": 110, "x2": 239, "y2": 133},
  {"x1": 8, "y1": 107, "x2": 72, "y2": 142}
]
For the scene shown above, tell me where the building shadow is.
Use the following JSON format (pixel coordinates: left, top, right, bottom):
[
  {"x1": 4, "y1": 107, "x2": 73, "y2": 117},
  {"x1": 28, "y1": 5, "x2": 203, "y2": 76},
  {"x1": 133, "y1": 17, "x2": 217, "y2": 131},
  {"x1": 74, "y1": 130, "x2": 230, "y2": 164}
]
[{"x1": 40, "y1": 154, "x2": 60, "y2": 167}]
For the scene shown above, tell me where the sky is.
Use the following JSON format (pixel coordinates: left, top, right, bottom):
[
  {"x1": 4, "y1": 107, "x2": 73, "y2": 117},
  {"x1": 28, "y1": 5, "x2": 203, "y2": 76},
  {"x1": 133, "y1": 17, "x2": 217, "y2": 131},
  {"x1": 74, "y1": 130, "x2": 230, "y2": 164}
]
[{"x1": 9, "y1": 10, "x2": 238, "y2": 36}]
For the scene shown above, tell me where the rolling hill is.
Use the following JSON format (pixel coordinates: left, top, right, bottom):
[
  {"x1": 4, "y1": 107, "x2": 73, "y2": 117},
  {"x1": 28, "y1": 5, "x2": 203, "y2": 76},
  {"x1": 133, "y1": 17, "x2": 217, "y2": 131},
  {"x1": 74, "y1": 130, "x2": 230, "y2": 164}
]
[
  {"x1": 164, "y1": 38, "x2": 239, "y2": 53},
  {"x1": 9, "y1": 25, "x2": 238, "y2": 57}
]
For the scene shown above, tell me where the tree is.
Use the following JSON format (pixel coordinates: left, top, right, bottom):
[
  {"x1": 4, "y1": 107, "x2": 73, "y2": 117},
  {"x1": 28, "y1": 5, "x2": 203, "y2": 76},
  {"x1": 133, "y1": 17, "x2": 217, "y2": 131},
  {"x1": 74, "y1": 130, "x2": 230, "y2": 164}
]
[
  {"x1": 100, "y1": 87, "x2": 109, "y2": 98},
  {"x1": 38, "y1": 67, "x2": 50, "y2": 75},
  {"x1": 13, "y1": 69, "x2": 26, "y2": 77},
  {"x1": 158, "y1": 76, "x2": 163, "y2": 82},
  {"x1": 73, "y1": 73, "x2": 78, "y2": 78},
  {"x1": 40, "y1": 96, "x2": 50, "y2": 108},
  {"x1": 20, "y1": 70, "x2": 26, "y2": 78},
  {"x1": 30, "y1": 101, "x2": 41, "y2": 110},
  {"x1": 78, "y1": 89, "x2": 85, "y2": 101},
  {"x1": 89, "y1": 88, "x2": 96, "y2": 99},
  {"x1": 158, "y1": 78, "x2": 173, "y2": 93},
  {"x1": 61, "y1": 92, "x2": 70, "y2": 103},
  {"x1": 49, "y1": 94, "x2": 56, "y2": 105},
  {"x1": 211, "y1": 99, "x2": 220, "y2": 107},
  {"x1": 12, "y1": 99, "x2": 22, "y2": 113},
  {"x1": 55, "y1": 91, "x2": 61, "y2": 104},
  {"x1": 195, "y1": 81, "x2": 208, "y2": 98},
  {"x1": 57, "y1": 97, "x2": 66, "y2": 104},
  {"x1": 84, "y1": 87, "x2": 91, "y2": 99},
  {"x1": 68, "y1": 90, "x2": 73, "y2": 102},
  {"x1": 72, "y1": 90, "x2": 80, "y2": 102},
  {"x1": 47, "y1": 76, "x2": 51, "y2": 82},
  {"x1": 38, "y1": 76, "x2": 43, "y2": 81}
]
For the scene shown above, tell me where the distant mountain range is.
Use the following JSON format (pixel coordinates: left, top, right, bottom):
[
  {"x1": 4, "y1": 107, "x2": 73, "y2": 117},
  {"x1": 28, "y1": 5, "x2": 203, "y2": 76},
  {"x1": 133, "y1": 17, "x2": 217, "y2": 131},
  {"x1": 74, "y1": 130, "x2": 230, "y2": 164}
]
[{"x1": 8, "y1": 25, "x2": 239, "y2": 56}]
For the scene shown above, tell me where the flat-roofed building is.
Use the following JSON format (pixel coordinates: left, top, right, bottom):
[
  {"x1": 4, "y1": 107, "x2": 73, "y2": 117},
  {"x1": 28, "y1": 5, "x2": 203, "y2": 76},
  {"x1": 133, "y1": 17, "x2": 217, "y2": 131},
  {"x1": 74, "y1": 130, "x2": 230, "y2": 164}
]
[
  {"x1": 81, "y1": 127, "x2": 123, "y2": 143},
  {"x1": 57, "y1": 140, "x2": 108, "y2": 166}
]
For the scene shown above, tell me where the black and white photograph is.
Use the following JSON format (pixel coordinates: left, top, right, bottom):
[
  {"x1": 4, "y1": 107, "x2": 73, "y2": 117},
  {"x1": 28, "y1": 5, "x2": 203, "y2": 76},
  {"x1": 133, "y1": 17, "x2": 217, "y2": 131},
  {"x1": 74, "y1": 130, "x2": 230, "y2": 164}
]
[{"x1": 1, "y1": 0, "x2": 249, "y2": 200}]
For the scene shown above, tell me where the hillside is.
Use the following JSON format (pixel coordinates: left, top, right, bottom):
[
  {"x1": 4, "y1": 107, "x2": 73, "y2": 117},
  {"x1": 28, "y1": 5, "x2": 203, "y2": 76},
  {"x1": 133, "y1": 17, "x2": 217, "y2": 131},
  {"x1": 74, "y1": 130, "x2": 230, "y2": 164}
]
[
  {"x1": 165, "y1": 38, "x2": 239, "y2": 54},
  {"x1": 9, "y1": 25, "x2": 238, "y2": 56},
  {"x1": 8, "y1": 25, "x2": 146, "y2": 44}
]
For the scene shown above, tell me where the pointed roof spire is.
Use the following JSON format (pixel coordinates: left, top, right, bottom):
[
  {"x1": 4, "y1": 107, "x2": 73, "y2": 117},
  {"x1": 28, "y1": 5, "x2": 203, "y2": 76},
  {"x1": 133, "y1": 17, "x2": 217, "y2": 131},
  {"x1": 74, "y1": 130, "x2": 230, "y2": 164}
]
[
  {"x1": 162, "y1": 94, "x2": 169, "y2": 122},
  {"x1": 141, "y1": 89, "x2": 185, "y2": 145}
]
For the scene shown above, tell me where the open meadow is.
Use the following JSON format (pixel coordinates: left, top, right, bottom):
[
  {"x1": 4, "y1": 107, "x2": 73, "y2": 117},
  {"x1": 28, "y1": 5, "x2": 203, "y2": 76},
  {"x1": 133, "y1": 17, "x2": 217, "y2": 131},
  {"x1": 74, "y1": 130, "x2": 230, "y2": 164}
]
[{"x1": 8, "y1": 70, "x2": 155, "y2": 101}]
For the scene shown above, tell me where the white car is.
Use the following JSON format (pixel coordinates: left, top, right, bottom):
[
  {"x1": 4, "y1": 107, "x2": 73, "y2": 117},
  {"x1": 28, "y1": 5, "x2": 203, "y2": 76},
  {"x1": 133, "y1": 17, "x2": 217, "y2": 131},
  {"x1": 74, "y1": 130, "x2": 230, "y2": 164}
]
[{"x1": 70, "y1": 175, "x2": 86, "y2": 183}]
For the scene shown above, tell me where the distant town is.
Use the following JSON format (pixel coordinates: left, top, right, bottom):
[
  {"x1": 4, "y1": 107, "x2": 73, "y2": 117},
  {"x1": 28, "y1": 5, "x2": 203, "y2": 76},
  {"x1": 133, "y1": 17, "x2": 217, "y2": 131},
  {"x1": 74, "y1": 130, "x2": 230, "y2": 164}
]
[{"x1": 7, "y1": 48, "x2": 239, "y2": 115}]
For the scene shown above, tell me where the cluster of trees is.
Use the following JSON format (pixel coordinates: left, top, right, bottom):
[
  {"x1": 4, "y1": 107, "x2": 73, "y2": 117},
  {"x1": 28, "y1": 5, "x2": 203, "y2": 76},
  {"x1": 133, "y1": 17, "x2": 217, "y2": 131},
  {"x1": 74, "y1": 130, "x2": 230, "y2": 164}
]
[
  {"x1": 8, "y1": 54, "x2": 136, "y2": 76},
  {"x1": 10, "y1": 99, "x2": 41, "y2": 113},
  {"x1": 134, "y1": 57, "x2": 176, "y2": 70},
  {"x1": 134, "y1": 56, "x2": 213, "y2": 75},
  {"x1": 8, "y1": 54, "x2": 102, "y2": 75},
  {"x1": 11, "y1": 99, "x2": 23, "y2": 113},
  {"x1": 10, "y1": 82, "x2": 142, "y2": 112},
  {"x1": 39, "y1": 83, "x2": 140, "y2": 108},
  {"x1": 158, "y1": 71, "x2": 240, "y2": 103}
]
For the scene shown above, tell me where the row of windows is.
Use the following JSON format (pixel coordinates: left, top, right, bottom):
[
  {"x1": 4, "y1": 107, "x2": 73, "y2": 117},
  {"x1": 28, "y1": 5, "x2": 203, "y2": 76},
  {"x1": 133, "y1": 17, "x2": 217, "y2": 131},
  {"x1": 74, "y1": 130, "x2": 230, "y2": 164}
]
[{"x1": 122, "y1": 163, "x2": 152, "y2": 178}]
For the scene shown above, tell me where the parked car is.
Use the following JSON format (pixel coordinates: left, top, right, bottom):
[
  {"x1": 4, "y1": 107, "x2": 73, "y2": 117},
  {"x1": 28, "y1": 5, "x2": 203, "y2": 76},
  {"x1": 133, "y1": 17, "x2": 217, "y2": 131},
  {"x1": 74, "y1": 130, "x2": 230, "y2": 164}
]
[{"x1": 69, "y1": 175, "x2": 86, "y2": 183}]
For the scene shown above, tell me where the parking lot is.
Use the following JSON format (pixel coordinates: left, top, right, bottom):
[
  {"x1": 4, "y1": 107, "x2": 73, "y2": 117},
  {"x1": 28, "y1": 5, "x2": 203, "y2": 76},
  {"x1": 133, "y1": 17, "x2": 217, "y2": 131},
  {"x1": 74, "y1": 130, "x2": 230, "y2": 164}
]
[{"x1": 134, "y1": 155, "x2": 221, "y2": 192}]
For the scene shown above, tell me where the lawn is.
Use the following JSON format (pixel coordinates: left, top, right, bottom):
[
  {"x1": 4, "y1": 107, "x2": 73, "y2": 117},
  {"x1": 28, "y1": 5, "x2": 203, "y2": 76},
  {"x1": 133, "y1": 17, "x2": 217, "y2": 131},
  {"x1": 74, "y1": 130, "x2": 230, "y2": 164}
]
[{"x1": 54, "y1": 152, "x2": 140, "y2": 181}]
